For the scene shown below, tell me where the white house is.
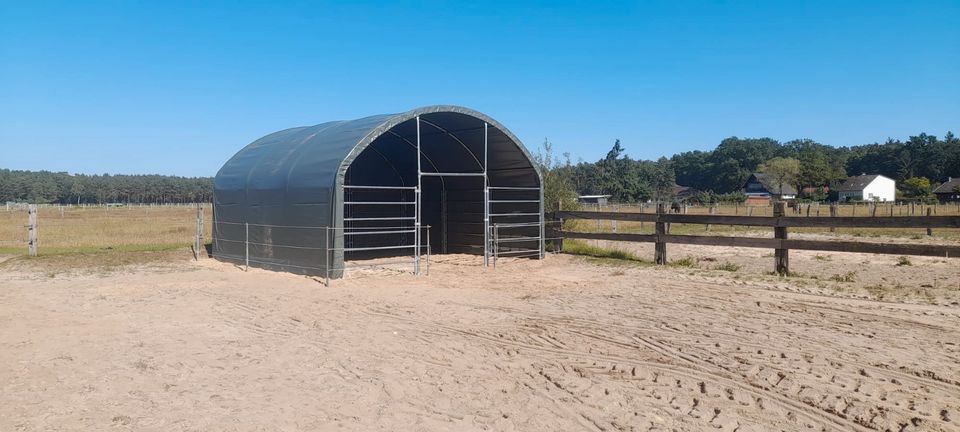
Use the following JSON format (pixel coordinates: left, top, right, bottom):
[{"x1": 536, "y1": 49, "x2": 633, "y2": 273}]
[
  {"x1": 837, "y1": 174, "x2": 895, "y2": 202},
  {"x1": 578, "y1": 194, "x2": 611, "y2": 205}
]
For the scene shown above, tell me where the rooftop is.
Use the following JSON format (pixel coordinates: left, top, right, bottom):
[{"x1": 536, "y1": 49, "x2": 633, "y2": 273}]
[
  {"x1": 837, "y1": 174, "x2": 888, "y2": 192},
  {"x1": 934, "y1": 177, "x2": 960, "y2": 194}
]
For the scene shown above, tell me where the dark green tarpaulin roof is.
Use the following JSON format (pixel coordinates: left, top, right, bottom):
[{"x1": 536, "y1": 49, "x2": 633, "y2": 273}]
[{"x1": 213, "y1": 105, "x2": 541, "y2": 276}]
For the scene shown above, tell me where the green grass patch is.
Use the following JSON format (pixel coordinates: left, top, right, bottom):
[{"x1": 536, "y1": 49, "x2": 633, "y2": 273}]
[{"x1": 562, "y1": 239, "x2": 645, "y2": 262}]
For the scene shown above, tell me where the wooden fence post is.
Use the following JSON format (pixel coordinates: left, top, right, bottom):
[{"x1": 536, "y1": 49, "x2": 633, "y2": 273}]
[
  {"x1": 706, "y1": 205, "x2": 715, "y2": 231},
  {"x1": 774, "y1": 201, "x2": 788, "y2": 275},
  {"x1": 557, "y1": 217, "x2": 564, "y2": 252},
  {"x1": 194, "y1": 203, "x2": 204, "y2": 260},
  {"x1": 655, "y1": 203, "x2": 667, "y2": 265},
  {"x1": 829, "y1": 204, "x2": 838, "y2": 233},
  {"x1": 927, "y1": 207, "x2": 933, "y2": 236},
  {"x1": 27, "y1": 204, "x2": 38, "y2": 256}
]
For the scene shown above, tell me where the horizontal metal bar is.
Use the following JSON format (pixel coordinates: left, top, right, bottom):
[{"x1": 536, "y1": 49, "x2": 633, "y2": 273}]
[
  {"x1": 490, "y1": 213, "x2": 540, "y2": 217},
  {"x1": 493, "y1": 222, "x2": 543, "y2": 228},
  {"x1": 343, "y1": 259, "x2": 416, "y2": 269},
  {"x1": 489, "y1": 200, "x2": 540, "y2": 203},
  {"x1": 250, "y1": 242, "x2": 326, "y2": 250},
  {"x1": 487, "y1": 186, "x2": 540, "y2": 190},
  {"x1": 214, "y1": 221, "x2": 244, "y2": 225},
  {"x1": 495, "y1": 249, "x2": 542, "y2": 255},
  {"x1": 211, "y1": 254, "x2": 328, "y2": 271},
  {"x1": 344, "y1": 229, "x2": 417, "y2": 236},
  {"x1": 248, "y1": 223, "x2": 327, "y2": 229},
  {"x1": 340, "y1": 225, "x2": 423, "y2": 230},
  {"x1": 343, "y1": 185, "x2": 417, "y2": 190},
  {"x1": 343, "y1": 244, "x2": 417, "y2": 252},
  {"x1": 343, "y1": 201, "x2": 416, "y2": 205},
  {"x1": 344, "y1": 216, "x2": 417, "y2": 221},
  {"x1": 420, "y1": 172, "x2": 485, "y2": 177},
  {"x1": 211, "y1": 237, "x2": 244, "y2": 243},
  {"x1": 495, "y1": 236, "x2": 542, "y2": 243},
  {"x1": 496, "y1": 251, "x2": 543, "y2": 258}
]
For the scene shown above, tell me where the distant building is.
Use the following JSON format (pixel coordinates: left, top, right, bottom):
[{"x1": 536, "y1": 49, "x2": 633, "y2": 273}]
[
  {"x1": 933, "y1": 177, "x2": 960, "y2": 203},
  {"x1": 578, "y1": 194, "x2": 611, "y2": 206},
  {"x1": 837, "y1": 174, "x2": 895, "y2": 202},
  {"x1": 742, "y1": 173, "x2": 797, "y2": 205}
]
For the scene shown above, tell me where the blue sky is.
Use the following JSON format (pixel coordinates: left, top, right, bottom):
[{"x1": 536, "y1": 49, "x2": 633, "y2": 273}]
[{"x1": 1, "y1": 1, "x2": 958, "y2": 177}]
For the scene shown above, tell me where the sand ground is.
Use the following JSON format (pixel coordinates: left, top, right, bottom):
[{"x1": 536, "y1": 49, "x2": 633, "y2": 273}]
[
  {"x1": 1, "y1": 252, "x2": 959, "y2": 431},
  {"x1": 586, "y1": 231, "x2": 960, "y2": 306}
]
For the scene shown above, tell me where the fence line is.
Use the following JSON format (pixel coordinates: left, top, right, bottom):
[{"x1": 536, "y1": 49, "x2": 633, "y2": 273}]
[
  {"x1": 553, "y1": 203, "x2": 960, "y2": 274},
  {"x1": 210, "y1": 220, "x2": 433, "y2": 285},
  {"x1": 577, "y1": 201, "x2": 960, "y2": 217}
]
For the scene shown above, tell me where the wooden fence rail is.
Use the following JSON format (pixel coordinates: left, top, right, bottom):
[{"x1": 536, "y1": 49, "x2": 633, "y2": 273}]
[
  {"x1": 552, "y1": 203, "x2": 960, "y2": 274},
  {"x1": 555, "y1": 210, "x2": 960, "y2": 228}
]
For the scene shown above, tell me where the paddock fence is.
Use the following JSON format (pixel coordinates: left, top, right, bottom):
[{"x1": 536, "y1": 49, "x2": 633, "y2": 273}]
[
  {"x1": 1, "y1": 203, "x2": 211, "y2": 256},
  {"x1": 552, "y1": 202, "x2": 960, "y2": 274},
  {"x1": 209, "y1": 220, "x2": 433, "y2": 286}
]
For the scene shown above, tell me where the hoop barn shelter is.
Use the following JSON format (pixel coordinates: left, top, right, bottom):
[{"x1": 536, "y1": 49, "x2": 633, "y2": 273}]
[{"x1": 213, "y1": 106, "x2": 544, "y2": 279}]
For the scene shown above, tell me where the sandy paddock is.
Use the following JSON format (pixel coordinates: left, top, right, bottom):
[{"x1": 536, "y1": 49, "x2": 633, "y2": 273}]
[{"x1": 1, "y1": 252, "x2": 959, "y2": 431}]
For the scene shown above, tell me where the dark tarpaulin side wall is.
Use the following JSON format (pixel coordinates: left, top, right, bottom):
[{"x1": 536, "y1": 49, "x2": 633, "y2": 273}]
[{"x1": 213, "y1": 106, "x2": 541, "y2": 277}]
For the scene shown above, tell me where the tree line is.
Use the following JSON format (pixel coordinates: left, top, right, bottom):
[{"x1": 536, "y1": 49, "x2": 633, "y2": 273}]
[
  {"x1": 552, "y1": 131, "x2": 959, "y2": 203},
  {"x1": 5, "y1": 130, "x2": 959, "y2": 205},
  {"x1": 0, "y1": 169, "x2": 213, "y2": 204}
]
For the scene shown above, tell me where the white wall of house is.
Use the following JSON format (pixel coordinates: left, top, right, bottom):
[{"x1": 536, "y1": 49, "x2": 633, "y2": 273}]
[
  {"x1": 838, "y1": 175, "x2": 896, "y2": 202},
  {"x1": 864, "y1": 176, "x2": 896, "y2": 202}
]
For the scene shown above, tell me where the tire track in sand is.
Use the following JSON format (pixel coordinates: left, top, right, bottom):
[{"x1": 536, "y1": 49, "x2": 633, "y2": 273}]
[{"x1": 361, "y1": 308, "x2": 874, "y2": 432}]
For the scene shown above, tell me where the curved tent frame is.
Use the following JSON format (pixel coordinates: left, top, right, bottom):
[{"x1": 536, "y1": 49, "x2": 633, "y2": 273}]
[{"x1": 213, "y1": 105, "x2": 544, "y2": 278}]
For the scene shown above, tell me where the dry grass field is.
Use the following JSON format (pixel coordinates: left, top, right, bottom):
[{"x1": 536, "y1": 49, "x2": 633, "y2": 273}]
[
  {"x1": 1, "y1": 204, "x2": 959, "y2": 431},
  {"x1": 0, "y1": 205, "x2": 211, "y2": 255}
]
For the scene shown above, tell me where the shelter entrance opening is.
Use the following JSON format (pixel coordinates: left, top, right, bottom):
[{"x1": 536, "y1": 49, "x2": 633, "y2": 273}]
[{"x1": 341, "y1": 112, "x2": 542, "y2": 271}]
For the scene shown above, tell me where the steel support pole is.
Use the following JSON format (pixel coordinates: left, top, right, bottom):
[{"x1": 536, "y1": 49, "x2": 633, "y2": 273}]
[
  {"x1": 426, "y1": 225, "x2": 431, "y2": 275},
  {"x1": 483, "y1": 122, "x2": 489, "y2": 267},
  {"x1": 441, "y1": 190, "x2": 448, "y2": 254},
  {"x1": 325, "y1": 227, "x2": 330, "y2": 286},
  {"x1": 415, "y1": 116, "x2": 422, "y2": 275},
  {"x1": 539, "y1": 184, "x2": 545, "y2": 259},
  {"x1": 244, "y1": 222, "x2": 249, "y2": 271},
  {"x1": 493, "y1": 224, "x2": 499, "y2": 268}
]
